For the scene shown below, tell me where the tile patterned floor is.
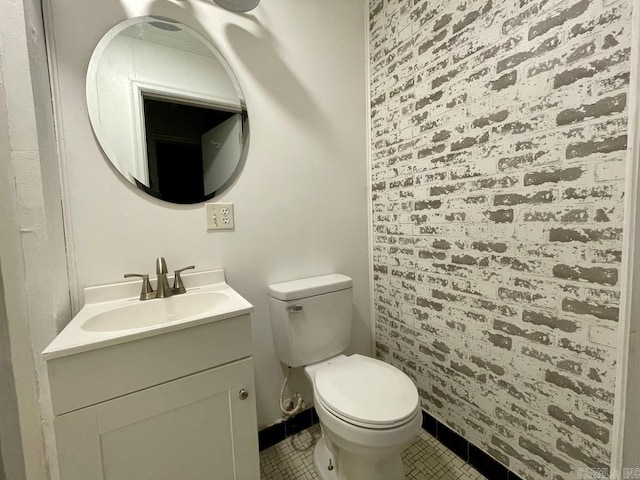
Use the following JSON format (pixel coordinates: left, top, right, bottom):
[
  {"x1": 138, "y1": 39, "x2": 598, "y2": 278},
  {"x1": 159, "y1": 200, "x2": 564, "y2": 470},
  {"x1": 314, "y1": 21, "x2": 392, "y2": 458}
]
[{"x1": 260, "y1": 424, "x2": 487, "y2": 480}]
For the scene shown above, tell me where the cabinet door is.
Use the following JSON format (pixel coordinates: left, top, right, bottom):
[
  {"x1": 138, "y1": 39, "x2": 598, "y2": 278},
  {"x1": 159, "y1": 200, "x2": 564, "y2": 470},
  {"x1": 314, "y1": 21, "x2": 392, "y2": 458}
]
[{"x1": 54, "y1": 358, "x2": 259, "y2": 480}]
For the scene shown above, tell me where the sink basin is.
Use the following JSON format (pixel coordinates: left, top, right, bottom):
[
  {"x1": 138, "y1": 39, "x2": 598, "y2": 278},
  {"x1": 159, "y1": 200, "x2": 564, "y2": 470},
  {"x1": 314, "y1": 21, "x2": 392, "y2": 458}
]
[
  {"x1": 42, "y1": 269, "x2": 253, "y2": 360},
  {"x1": 81, "y1": 291, "x2": 231, "y2": 332}
]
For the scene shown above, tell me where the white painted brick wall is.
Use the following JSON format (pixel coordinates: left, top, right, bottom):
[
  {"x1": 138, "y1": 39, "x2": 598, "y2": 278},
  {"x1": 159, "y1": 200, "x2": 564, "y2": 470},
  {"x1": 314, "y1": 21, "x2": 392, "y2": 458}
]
[{"x1": 369, "y1": 0, "x2": 632, "y2": 478}]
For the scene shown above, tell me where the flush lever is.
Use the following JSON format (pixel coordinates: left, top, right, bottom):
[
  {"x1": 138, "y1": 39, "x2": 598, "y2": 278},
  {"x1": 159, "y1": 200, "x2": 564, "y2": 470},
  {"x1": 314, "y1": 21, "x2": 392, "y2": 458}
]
[{"x1": 287, "y1": 304, "x2": 303, "y2": 313}]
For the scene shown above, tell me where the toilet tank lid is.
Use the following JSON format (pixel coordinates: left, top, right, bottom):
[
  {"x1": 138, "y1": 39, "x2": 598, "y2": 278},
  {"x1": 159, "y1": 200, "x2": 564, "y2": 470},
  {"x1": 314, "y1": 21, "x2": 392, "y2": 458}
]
[{"x1": 268, "y1": 274, "x2": 352, "y2": 301}]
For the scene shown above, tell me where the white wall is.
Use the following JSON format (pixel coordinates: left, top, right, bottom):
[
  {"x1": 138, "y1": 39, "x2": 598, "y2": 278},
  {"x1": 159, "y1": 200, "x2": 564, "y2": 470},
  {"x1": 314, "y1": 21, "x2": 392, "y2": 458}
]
[
  {"x1": 45, "y1": 0, "x2": 370, "y2": 428},
  {"x1": 0, "y1": 263, "x2": 26, "y2": 480},
  {"x1": 0, "y1": 0, "x2": 71, "y2": 478}
]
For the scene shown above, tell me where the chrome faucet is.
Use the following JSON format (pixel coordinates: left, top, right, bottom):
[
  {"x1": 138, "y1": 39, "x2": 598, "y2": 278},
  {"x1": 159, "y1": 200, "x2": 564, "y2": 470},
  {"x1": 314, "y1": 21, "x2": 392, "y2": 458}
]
[
  {"x1": 155, "y1": 257, "x2": 173, "y2": 298},
  {"x1": 124, "y1": 258, "x2": 195, "y2": 300}
]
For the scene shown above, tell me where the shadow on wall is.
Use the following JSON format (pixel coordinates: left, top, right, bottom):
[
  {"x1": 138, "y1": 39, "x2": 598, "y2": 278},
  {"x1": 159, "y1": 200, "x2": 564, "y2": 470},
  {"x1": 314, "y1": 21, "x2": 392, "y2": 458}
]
[
  {"x1": 0, "y1": 261, "x2": 25, "y2": 480},
  {"x1": 137, "y1": 0, "x2": 329, "y2": 134},
  {"x1": 224, "y1": 22, "x2": 326, "y2": 127}
]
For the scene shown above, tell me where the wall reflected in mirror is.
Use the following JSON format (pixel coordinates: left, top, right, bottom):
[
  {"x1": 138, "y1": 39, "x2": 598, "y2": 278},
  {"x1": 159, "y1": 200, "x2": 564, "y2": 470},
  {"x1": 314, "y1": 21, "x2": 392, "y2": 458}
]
[{"x1": 86, "y1": 17, "x2": 248, "y2": 204}]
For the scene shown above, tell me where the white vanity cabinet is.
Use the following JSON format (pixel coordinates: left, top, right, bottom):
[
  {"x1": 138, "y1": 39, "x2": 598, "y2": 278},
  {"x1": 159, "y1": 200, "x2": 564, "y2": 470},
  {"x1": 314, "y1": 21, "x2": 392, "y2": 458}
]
[
  {"x1": 43, "y1": 271, "x2": 260, "y2": 480},
  {"x1": 54, "y1": 357, "x2": 258, "y2": 480}
]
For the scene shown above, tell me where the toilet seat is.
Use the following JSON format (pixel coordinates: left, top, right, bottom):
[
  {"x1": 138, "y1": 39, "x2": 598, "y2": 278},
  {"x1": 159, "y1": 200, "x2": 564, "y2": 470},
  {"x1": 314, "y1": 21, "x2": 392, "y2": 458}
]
[{"x1": 314, "y1": 354, "x2": 419, "y2": 430}]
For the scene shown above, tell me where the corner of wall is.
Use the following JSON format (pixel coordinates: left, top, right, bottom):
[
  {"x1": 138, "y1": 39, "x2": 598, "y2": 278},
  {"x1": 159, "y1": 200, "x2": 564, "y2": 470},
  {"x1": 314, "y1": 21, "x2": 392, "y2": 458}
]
[
  {"x1": 364, "y1": 0, "x2": 377, "y2": 359},
  {"x1": 613, "y1": 0, "x2": 640, "y2": 470},
  {"x1": 0, "y1": 0, "x2": 73, "y2": 479}
]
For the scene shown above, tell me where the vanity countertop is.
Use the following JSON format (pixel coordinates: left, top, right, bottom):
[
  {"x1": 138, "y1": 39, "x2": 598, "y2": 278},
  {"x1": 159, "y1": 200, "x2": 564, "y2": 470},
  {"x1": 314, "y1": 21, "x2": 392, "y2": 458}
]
[{"x1": 43, "y1": 269, "x2": 253, "y2": 360}]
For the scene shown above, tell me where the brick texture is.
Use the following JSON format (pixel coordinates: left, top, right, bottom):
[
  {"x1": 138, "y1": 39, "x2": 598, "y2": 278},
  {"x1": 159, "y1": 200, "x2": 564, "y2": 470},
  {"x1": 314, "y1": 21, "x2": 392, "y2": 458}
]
[{"x1": 369, "y1": 0, "x2": 631, "y2": 478}]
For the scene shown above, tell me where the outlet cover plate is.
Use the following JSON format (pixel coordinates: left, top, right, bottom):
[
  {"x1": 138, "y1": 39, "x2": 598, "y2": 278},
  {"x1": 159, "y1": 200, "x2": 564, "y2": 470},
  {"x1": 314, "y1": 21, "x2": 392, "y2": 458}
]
[{"x1": 206, "y1": 203, "x2": 234, "y2": 230}]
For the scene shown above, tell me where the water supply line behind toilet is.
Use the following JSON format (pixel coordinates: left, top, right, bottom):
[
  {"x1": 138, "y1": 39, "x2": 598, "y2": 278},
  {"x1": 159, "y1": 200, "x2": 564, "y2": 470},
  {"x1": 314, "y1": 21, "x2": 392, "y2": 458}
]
[{"x1": 280, "y1": 367, "x2": 305, "y2": 417}]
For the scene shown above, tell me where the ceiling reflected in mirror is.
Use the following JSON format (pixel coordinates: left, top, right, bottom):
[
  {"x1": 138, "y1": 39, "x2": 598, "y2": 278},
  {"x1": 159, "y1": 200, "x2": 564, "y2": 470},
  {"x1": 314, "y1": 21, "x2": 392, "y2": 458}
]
[{"x1": 213, "y1": 0, "x2": 260, "y2": 13}]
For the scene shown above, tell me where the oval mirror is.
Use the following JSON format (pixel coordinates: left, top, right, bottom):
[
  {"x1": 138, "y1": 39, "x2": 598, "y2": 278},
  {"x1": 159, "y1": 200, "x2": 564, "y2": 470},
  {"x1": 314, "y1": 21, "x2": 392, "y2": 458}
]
[{"x1": 86, "y1": 16, "x2": 248, "y2": 204}]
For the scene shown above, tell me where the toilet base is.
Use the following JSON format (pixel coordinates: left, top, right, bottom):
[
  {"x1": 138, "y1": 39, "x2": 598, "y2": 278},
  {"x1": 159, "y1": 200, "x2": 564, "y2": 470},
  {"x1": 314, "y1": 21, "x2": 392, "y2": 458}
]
[
  {"x1": 313, "y1": 430, "x2": 408, "y2": 480},
  {"x1": 313, "y1": 436, "x2": 337, "y2": 480}
]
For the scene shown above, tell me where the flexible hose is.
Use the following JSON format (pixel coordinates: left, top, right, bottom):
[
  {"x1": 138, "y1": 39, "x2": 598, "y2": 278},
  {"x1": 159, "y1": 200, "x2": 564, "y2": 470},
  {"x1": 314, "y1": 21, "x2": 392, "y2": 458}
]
[{"x1": 279, "y1": 367, "x2": 305, "y2": 417}]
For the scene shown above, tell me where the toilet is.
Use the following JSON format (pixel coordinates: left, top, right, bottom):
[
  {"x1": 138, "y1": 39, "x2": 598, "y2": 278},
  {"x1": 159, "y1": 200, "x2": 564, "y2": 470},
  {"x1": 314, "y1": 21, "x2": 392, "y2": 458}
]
[{"x1": 268, "y1": 274, "x2": 422, "y2": 480}]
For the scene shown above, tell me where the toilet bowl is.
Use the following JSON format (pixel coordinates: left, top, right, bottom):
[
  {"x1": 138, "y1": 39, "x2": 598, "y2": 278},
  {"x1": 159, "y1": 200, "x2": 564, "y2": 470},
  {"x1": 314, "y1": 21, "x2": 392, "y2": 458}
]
[
  {"x1": 305, "y1": 355, "x2": 422, "y2": 480},
  {"x1": 268, "y1": 274, "x2": 422, "y2": 480}
]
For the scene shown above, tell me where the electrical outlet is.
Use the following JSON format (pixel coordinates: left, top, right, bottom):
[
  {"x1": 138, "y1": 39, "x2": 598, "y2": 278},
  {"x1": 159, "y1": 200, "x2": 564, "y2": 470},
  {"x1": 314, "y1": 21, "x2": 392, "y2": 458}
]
[{"x1": 206, "y1": 203, "x2": 234, "y2": 230}]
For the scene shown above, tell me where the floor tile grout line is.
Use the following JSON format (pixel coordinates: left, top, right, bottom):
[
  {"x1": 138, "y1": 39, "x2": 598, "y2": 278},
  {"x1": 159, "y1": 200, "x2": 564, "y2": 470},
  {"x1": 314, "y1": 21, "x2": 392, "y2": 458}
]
[{"x1": 260, "y1": 424, "x2": 487, "y2": 480}]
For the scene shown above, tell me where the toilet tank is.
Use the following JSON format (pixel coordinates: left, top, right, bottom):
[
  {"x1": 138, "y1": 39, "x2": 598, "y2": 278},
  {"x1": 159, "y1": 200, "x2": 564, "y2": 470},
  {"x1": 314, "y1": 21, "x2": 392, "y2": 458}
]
[{"x1": 268, "y1": 274, "x2": 352, "y2": 368}]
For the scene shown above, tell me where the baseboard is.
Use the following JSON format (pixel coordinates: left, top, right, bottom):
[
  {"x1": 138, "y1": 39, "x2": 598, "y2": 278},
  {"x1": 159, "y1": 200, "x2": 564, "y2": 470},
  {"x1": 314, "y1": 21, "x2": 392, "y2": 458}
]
[
  {"x1": 258, "y1": 408, "x2": 524, "y2": 480},
  {"x1": 422, "y1": 410, "x2": 524, "y2": 480},
  {"x1": 258, "y1": 407, "x2": 319, "y2": 451}
]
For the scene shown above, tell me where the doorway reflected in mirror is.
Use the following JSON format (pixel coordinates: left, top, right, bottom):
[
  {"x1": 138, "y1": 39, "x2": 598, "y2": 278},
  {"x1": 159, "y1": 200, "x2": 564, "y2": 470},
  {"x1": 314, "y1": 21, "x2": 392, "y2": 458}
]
[{"x1": 142, "y1": 97, "x2": 242, "y2": 203}]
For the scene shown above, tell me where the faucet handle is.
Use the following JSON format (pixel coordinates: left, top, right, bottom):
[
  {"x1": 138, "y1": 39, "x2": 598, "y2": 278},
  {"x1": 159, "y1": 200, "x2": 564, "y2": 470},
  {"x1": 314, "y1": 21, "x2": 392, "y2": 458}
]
[
  {"x1": 172, "y1": 265, "x2": 195, "y2": 294},
  {"x1": 124, "y1": 273, "x2": 155, "y2": 300}
]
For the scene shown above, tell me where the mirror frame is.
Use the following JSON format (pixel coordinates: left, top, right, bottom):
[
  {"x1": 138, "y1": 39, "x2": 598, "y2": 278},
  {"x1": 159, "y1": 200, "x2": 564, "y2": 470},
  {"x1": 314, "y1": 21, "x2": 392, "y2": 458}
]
[{"x1": 86, "y1": 16, "x2": 249, "y2": 204}]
